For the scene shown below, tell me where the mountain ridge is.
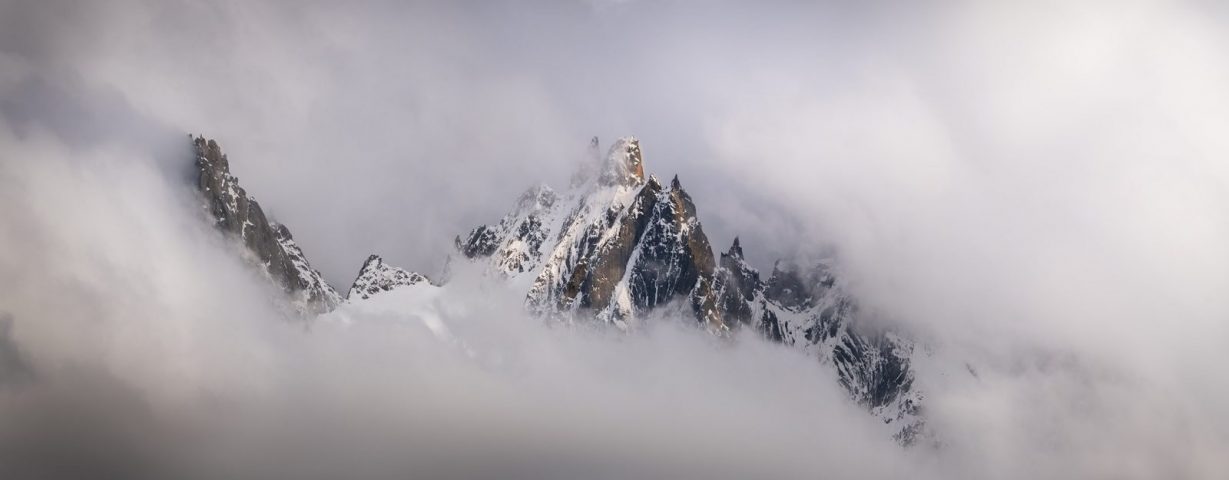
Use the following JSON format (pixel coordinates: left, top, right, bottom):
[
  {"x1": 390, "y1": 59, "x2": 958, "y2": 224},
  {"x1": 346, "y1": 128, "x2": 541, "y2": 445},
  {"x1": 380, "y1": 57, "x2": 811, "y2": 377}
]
[
  {"x1": 190, "y1": 134, "x2": 923, "y2": 444},
  {"x1": 192, "y1": 135, "x2": 341, "y2": 315}
]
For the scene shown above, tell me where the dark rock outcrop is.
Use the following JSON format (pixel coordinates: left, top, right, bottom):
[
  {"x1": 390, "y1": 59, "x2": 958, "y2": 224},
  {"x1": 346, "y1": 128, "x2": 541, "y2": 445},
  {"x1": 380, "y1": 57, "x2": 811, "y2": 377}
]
[
  {"x1": 517, "y1": 168, "x2": 723, "y2": 329},
  {"x1": 192, "y1": 136, "x2": 341, "y2": 314},
  {"x1": 562, "y1": 176, "x2": 662, "y2": 313},
  {"x1": 455, "y1": 225, "x2": 500, "y2": 259},
  {"x1": 622, "y1": 175, "x2": 720, "y2": 327}
]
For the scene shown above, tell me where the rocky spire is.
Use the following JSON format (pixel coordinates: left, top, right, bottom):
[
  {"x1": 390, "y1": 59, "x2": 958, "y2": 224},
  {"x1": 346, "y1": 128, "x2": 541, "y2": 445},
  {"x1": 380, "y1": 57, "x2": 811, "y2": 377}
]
[
  {"x1": 728, "y1": 237, "x2": 744, "y2": 259},
  {"x1": 449, "y1": 133, "x2": 922, "y2": 444},
  {"x1": 713, "y1": 237, "x2": 765, "y2": 332},
  {"x1": 599, "y1": 137, "x2": 646, "y2": 187},
  {"x1": 192, "y1": 135, "x2": 341, "y2": 314}
]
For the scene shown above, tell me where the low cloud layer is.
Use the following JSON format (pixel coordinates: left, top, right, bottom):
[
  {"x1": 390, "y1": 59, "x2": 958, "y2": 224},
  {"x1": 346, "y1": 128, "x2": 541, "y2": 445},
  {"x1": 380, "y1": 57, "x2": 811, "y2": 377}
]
[
  {"x1": 0, "y1": 135, "x2": 905, "y2": 479},
  {"x1": 1, "y1": 0, "x2": 1228, "y2": 478}
]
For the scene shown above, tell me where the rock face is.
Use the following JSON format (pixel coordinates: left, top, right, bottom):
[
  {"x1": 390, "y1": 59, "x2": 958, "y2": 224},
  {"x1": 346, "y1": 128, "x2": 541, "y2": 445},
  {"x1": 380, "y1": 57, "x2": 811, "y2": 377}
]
[
  {"x1": 612, "y1": 175, "x2": 720, "y2": 327},
  {"x1": 453, "y1": 137, "x2": 720, "y2": 330},
  {"x1": 456, "y1": 184, "x2": 558, "y2": 275},
  {"x1": 192, "y1": 136, "x2": 341, "y2": 314},
  {"x1": 598, "y1": 137, "x2": 645, "y2": 187},
  {"x1": 722, "y1": 255, "x2": 922, "y2": 443},
  {"x1": 457, "y1": 136, "x2": 922, "y2": 442},
  {"x1": 712, "y1": 238, "x2": 779, "y2": 339},
  {"x1": 347, "y1": 255, "x2": 431, "y2": 300}
]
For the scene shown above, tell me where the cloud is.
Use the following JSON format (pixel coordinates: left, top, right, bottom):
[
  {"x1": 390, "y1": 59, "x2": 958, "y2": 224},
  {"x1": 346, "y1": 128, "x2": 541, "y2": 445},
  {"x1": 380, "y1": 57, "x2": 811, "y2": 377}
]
[
  {"x1": 1, "y1": 0, "x2": 1228, "y2": 478},
  {"x1": 700, "y1": 1, "x2": 1229, "y2": 477}
]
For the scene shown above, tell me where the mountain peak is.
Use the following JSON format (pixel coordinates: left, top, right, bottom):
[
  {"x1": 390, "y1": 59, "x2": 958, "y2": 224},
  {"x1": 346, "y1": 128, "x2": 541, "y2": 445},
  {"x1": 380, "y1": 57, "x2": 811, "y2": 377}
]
[
  {"x1": 515, "y1": 184, "x2": 557, "y2": 213},
  {"x1": 599, "y1": 136, "x2": 645, "y2": 187},
  {"x1": 347, "y1": 254, "x2": 430, "y2": 300},
  {"x1": 728, "y1": 237, "x2": 743, "y2": 259},
  {"x1": 191, "y1": 135, "x2": 340, "y2": 314},
  {"x1": 410, "y1": 133, "x2": 920, "y2": 444},
  {"x1": 361, "y1": 254, "x2": 383, "y2": 269}
]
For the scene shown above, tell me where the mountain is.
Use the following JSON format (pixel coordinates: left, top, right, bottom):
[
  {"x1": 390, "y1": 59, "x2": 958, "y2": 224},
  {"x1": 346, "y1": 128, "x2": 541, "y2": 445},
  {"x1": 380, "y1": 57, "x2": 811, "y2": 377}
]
[
  {"x1": 347, "y1": 255, "x2": 431, "y2": 300},
  {"x1": 458, "y1": 137, "x2": 723, "y2": 330},
  {"x1": 190, "y1": 134, "x2": 923, "y2": 444},
  {"x1": 192, "y1": 136, "x2": 341, "y2": 314},
  {"x1": 456, "y1": 137, "x2": 923, "y2": 442},
  {"x1": 718, "y1": 250, "x2": 923, "y2": 443}
]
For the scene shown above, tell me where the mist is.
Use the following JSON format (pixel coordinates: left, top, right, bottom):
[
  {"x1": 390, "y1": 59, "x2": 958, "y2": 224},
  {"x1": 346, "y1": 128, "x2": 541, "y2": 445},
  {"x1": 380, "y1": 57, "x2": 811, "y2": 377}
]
[{"x1": 2, "y1": 0, "x2": 1229, "y2": 478}]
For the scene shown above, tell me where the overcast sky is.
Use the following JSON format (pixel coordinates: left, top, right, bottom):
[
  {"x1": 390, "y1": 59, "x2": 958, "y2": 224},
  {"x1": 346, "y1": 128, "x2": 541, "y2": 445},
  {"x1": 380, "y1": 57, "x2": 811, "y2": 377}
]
[
  {"x1": 5, "y1": 0, "x2": 1227, "y2": 288},
  {"x1": 3, "y1": 1, "x2": 1229, "y2": 478},
  {"x1": 0, "y1": 0, "x2": 1011, "y2": 282}
]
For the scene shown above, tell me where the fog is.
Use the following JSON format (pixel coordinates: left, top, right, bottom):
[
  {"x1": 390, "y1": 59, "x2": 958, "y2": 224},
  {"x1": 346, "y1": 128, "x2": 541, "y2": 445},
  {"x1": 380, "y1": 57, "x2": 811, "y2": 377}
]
[{"x1": 2, "y1": 0, "x2": 1228, "y2": 478}]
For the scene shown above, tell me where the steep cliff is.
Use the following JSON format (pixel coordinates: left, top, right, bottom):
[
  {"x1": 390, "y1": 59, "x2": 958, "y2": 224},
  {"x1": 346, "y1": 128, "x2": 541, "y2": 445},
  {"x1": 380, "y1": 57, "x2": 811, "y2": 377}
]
[{"x1": 193, "y1": 136, "x2": 341, "y2": 314}]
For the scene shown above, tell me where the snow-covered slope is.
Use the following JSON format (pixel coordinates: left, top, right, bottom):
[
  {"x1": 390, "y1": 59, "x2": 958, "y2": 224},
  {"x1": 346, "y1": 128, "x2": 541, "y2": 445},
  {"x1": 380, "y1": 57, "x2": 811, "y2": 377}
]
[
  {"x1": 457, "y1": 137, "x2": 721, "y2": 330},
  {"x1": 456, "y1": 136, "x2": 923, "y2": 443},
  {"x1": 760, "y1": 258, "x2": 922, "y2": 443},
  {"x1": 455, "y1": 183, "x2": 561, "y2": 281},
  {"x1": 193, "y1": 136, "x2": 341, "y2": 314},
  {"x1": 347, "y1": 255, "x2": 431, "y2": 300}
]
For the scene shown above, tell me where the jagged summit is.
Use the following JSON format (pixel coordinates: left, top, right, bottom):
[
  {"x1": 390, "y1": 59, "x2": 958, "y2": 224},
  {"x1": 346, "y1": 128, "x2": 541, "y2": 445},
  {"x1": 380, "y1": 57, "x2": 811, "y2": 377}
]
[
  {"x1": 727, "y1": 237, "x2": 744, "y2": 259},
  {"x1": 347, "y1": 255, "x2": 430, "y2": 300},
  {"x1": 0, "y1": 313, "x2": 32, "y2": 387},
  {"x1": 455, "y1": 183, "x2": 559, "y2": 275},
  {"x1": 192, "y1": 135, "x2": 341, "y2": 314},
  {"x1": 454, "y1": 136, "x2": 721, "y2": 328},
  {"x1": 713, "y1": 237, "x2": 762, "y2": 330},
  {"x1": 452, "y1": 137, "x2": 921, "y2": 442},
  {"x1": 599, "y1": 136, "x2": 645, "y2": 187}
]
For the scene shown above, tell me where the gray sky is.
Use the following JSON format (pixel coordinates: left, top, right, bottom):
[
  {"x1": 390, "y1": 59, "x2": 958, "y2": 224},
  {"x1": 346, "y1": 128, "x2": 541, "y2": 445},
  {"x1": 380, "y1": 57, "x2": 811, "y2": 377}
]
[
  {"x1": 8, "y1": 0, "x2": 1224, "y2": 292},
  {"x1": 1, "y1": 0, "x2": 938, "y2": 283}
]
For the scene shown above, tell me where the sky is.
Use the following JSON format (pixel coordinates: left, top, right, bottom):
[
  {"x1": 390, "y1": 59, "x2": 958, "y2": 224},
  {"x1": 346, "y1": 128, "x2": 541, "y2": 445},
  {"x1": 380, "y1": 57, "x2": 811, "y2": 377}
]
[{"x1": 2, "y1": 0, "x2": 1229, "y2": 478}]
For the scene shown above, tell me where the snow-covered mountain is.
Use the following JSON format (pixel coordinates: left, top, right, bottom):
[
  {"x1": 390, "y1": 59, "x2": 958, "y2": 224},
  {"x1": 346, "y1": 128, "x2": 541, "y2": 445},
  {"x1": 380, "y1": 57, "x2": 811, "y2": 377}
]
[
  {"x1": 193, "y1": 136, "x2": 341, "y2": 314},
  {"x1": 454, "y1": 137, "x2": 923, "y2": 442},
  {"x1": 717, "y1": 249, "x2": 923, "y2": 443},
  {"x1": 192, "y1": 135, "x2": 922, "y2": 443},
  {"x1": 347, "y1": 255, "x2": 432, "y2": 300},
  {"x1": 457, "y1": 137, "x2": 722, "y2": 331}
]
